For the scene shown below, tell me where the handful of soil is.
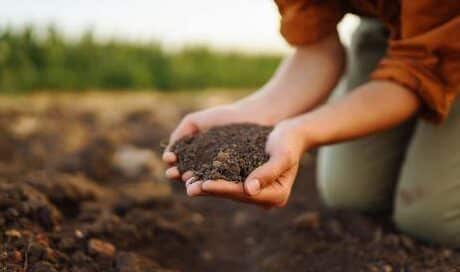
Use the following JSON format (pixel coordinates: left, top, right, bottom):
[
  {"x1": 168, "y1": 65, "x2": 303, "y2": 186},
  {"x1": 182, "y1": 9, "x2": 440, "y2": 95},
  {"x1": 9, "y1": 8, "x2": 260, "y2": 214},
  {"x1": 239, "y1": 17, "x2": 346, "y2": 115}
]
[{"x1": 171, "y1": 123, "x2": 273, "y2": 182}]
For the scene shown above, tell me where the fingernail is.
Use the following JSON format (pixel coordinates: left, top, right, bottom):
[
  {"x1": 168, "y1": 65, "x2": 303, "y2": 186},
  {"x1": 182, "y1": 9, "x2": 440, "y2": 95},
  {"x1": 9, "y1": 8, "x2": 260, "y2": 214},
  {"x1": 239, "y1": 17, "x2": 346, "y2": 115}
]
[
  {"x1": 165, "y1": 167, "x2": 178, "y2": 178},
  {"x1": 186, "y1": 176, "x2": 198, "y2": 185},
  {"x1": 246, "y1": 179, "x2": 261, "y2": 195},
  {"x1": 163, "y1": 152, "x2": 174, "y2": 161},
  {"x1": 187, "y1": 181, "x2": 203, "y2": 197},
  {"x1": 182, "y1": 171, "x2": 194, "y2": 181}
]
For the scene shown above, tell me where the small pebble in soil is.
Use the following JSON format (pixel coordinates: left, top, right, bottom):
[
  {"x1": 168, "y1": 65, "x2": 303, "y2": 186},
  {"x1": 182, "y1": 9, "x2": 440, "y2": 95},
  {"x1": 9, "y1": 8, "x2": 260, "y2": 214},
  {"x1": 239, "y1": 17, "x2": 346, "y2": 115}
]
[
  {"x1": 293, "y1": 211, "x2": 320, "y2": 230},
  {"x1": 382, "y1": 264, "x2": 393, "y2": 272},
  {"x1": 172, "y1": 123, "x2": 273, "y2": 182},
  {"x1": 5, "y1": 229, "x2": 21, "y2": 238},
  {"x1": 88, "y1": 238, "x2": 116, "y2": 257},
  {"x1": 74, "y1": 229, "x2": 84, "y2": 239}
]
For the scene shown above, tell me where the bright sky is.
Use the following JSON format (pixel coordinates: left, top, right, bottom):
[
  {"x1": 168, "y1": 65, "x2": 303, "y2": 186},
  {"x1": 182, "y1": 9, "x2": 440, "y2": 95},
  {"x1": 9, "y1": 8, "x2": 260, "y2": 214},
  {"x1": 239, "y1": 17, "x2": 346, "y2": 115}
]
[{"x1": 0, "y1": 0, "x2": 359, "y2": 53}]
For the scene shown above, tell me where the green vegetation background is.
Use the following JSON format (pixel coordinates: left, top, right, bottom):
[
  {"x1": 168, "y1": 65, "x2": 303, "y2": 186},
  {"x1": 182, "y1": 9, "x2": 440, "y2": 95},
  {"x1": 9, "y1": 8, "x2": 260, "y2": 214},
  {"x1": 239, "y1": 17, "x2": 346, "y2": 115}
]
[{"x1": 0, "y1": 26, "x2": 282, "y2": 92}]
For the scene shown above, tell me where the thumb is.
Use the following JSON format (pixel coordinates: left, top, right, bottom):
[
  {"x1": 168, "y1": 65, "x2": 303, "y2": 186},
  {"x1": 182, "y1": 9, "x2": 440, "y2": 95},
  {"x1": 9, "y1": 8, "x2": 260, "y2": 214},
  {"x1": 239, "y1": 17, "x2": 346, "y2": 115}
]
[
  {"x1": 244, "y1": 154, "x2": 290, "y2": 196},
  {"x1": 165, "y1": 115, "x2": 199, "y2": 153}
]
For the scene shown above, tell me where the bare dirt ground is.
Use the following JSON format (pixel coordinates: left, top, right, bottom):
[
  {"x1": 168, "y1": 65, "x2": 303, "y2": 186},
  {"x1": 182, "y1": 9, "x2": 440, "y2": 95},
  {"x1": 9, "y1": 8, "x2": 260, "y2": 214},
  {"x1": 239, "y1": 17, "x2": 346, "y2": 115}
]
[{"x1": 0, "y1": 91, "x2": 459, "y2": 272}]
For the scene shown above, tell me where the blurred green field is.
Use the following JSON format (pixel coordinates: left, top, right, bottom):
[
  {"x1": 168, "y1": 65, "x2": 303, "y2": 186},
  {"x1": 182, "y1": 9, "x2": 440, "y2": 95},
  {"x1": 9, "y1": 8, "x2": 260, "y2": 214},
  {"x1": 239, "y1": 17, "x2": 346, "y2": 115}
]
[
  {"x1": 0, "y1": 26, "x2": 282, "y2": 93},
  {"x1": 0, "y1": 89, "x2": 249, "y2": 110}
]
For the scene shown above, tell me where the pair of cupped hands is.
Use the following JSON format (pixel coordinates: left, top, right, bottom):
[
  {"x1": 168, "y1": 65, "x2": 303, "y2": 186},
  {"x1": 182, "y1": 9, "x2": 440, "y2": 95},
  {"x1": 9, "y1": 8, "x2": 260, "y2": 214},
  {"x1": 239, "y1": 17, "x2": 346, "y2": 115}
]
[{"x1": 162, "y1": 103, "x2": 309, "y2": 208}]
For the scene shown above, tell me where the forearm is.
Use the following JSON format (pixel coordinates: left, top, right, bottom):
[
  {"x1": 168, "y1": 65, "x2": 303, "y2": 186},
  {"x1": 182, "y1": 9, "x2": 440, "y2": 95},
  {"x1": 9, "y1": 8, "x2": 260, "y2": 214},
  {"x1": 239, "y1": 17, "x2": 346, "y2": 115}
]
[
  {"x1": 290, "y1": 80, "x2": 421, "y2": 150},
  {"x1": 235, "y1": 34, "x2": 345, "y2": 124}
]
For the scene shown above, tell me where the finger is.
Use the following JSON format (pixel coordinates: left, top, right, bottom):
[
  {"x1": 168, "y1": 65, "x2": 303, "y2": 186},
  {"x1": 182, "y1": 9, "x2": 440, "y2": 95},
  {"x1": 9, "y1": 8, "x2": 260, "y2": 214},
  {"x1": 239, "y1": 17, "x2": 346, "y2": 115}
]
[
  {"x1": 256, "y1": 180, "x2": 290, "y2": 207},
  {"x1": 185, "y1": 176, "x2": 199, "y2": 186},
  {"x1": 186, "y1": 180, "x2": 208, "y2": 197},
  {"x1": 166, "y1": 115, "x2": 199, "y2": 151},
  {"x1": 201, "y1": 180, "x2": 246, "y2": 197},
  {"x1": 201, "y1": 180, "x2": 284, "y2": 207},
  {"x1": 182, "y1": 171, "x2": 194, "y2": 182},
  {"x1": 244, "y1": 154, "x2": 291, "y2": 196},
  {"x1": 252, "y1": 164, "x2": 299, "y2": 207},
  {"x1": 165, "y1": 166, "x2": 181, "y2": 180},
  {"x1": 162, "y1": 151, "x2": 177, "y2": 164}
]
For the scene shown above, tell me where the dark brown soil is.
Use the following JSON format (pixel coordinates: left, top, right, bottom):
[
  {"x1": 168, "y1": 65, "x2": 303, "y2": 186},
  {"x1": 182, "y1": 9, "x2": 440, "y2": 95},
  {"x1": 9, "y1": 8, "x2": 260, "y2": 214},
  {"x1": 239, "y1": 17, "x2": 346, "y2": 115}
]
[
  {"x1": 1, "y1": 94, "x2": 460, "y2": 272},
  {"x1": 172, "y1": 124, "x2": 272, "y2": 182}
]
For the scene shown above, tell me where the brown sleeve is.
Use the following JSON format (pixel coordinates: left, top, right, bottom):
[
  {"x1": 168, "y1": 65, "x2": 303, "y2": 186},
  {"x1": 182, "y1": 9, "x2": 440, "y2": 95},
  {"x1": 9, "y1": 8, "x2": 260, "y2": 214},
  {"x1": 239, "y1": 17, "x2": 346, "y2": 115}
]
[
  {"x1": 371, "y1": 0, "x2": 460, "y2": 123},
  {"x1": 274, "y1": 0, "x2": 345, "y2": 45}
]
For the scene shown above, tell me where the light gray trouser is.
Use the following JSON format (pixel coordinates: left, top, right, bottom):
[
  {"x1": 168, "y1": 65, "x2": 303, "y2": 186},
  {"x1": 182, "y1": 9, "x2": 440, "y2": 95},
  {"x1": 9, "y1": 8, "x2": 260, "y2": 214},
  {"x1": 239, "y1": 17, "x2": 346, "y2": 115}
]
[{"x1": 317, "y1": 18, "x2": 460, "y2": 247}]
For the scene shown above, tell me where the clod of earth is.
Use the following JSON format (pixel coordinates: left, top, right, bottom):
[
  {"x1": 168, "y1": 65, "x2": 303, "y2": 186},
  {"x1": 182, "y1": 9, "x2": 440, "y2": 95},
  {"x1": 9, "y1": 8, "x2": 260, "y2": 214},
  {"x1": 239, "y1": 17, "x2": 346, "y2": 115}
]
[
  {"x1": 293, "y1": 211, "x2": 320, "y2": 230},
  {"x1": 5, "y1": 229, "x2": 22, "y2": 238},
  {"x1": 88, "y1": 238, "x2": 116, "y2": 257},
  {"x1": 172, "y1": 123, "x2": 273, "y2": 182}
]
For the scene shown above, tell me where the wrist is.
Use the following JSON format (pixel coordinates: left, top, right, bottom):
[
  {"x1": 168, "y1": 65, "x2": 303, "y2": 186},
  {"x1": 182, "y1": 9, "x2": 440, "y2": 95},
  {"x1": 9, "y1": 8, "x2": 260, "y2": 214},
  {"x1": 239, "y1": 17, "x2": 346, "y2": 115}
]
[
  {"x1": 283, "y1": 117, "x2": 321, "y2": 153},
  {"x1": 232, "y1": 96, "x2": 282, "y2": 126}
]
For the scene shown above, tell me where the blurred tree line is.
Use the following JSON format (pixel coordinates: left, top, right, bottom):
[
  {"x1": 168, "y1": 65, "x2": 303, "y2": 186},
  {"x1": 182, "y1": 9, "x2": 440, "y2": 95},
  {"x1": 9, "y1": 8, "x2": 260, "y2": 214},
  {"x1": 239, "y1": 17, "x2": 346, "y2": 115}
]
[{"x1": 0, "y1": 26, "x2": 282, "y2": 92}]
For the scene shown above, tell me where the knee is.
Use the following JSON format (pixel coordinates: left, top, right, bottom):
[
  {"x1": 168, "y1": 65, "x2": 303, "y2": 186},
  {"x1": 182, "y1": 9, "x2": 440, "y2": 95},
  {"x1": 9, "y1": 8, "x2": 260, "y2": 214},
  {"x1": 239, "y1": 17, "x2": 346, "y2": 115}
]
[
  {"x1": 394, "y1": 192, "x2": 460, "y2": 248},
  {"x1": 317, "y1": 171, "x2": 386, "y2": 212}
]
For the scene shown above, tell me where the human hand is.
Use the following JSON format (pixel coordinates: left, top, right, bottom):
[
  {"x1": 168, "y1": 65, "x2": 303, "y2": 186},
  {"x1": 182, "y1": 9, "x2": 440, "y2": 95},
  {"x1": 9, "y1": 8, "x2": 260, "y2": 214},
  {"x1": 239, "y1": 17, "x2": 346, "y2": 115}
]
[
  {"x1": 184, "y1": 119, "x2": 309, "y2": 208},
  {"x1": 162, "y1": 102, "x2": 274, "y2": 181}
]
